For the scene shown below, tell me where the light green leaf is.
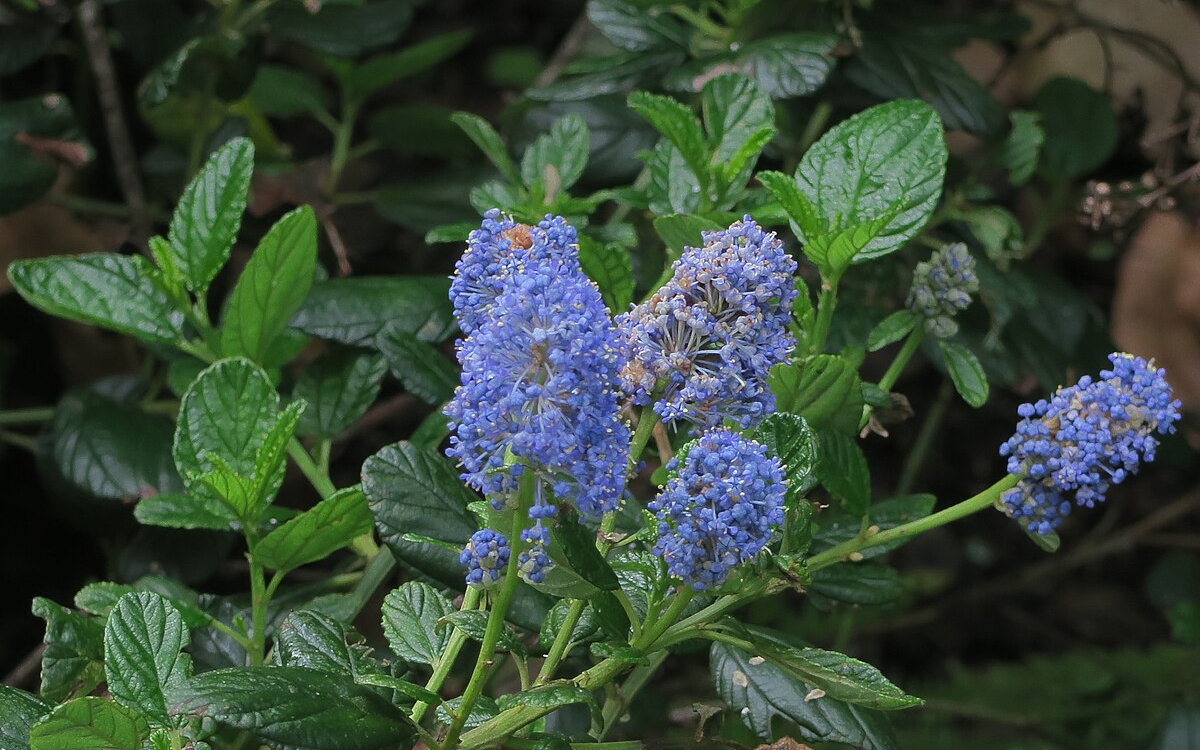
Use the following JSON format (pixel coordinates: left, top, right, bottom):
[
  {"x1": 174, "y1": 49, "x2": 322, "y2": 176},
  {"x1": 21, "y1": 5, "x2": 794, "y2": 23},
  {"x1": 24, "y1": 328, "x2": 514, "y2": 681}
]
[
  {"x1": 167, "y1": 137, "x2": 255, "y2": 293},
  {"x1": 381, "y1": 582, "x2": 455, "y2": 666},
  {"x1": 134, "y1": 492, "x2": 236, "y2": 531},
  {"x1": 28, "y1": 697, "x2": 149, "y2": 750},
  {"x1": 702, "y1": 73, "x2": 774, "y2": 193},
  {"x1": 103, "y1": 593, "x2": 191, "y2": 726},
  {"x1": 256, "y1": 487, "x2": 373, "y2": 572},
  {"x1": 577, "y1": 237, "x2": 634, "y2": 313},
  {"x1": 521, "y1": 113, "x2": 589, "y2": 192},
  {"x1": 768, "y1": 355, "x2": 864, "y2": 436},
  {"x1": 939, "y1": 340, "x2": 989, "y2": 408},
  {"x1": 450, "y1": 112, "x2": 522, "y2": 185},
  {"x1": 867, "y1": 311, "x2": 919, "y2": 352},
  {"x1": 803, "y1": 216, "x2": 892, "y2": 281},
  {"x1": 221, "y1": 205, "x2": 318, "y2": 364},
  {"x1": 628, "y1": 91, "x2": 709, "y2": 189},
  {"x1": 7, "y1": 255, "x2": 185, "y2": 345},
  {"x1": 757, "y1": 170, "x2": 820, "y2": 239}
]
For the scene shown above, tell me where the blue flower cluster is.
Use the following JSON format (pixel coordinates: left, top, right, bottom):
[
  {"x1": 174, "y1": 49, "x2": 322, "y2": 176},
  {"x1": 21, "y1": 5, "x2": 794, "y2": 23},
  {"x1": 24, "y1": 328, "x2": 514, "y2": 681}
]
[
  {"x1": 906, "y1": 242, "x2": 978, "y2": 339},
  {"x1": 461, "y1": 529, "x2": 511, "y2": 588},
  {"x1": 617, "y1": 217, "x2": 797, "y2": 431},
  {"x1": 648, "y1": 430, "x2": 786, "y2": 590},
  {"x1": 447, "y1": 212, "x2": 630, "y2": 584},
  {"x1": 999, "y1": 353, "x2": 1182, "y2": 535}
]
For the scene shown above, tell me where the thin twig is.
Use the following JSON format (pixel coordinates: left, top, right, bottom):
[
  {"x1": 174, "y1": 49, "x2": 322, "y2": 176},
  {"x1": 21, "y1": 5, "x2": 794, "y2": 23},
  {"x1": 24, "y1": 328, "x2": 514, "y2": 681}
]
[
  {"x1": 534, "y1": 13, "x2": 594, "y2": 89},
  {"x1": 77, "y1": 0, "x2": 151, "y2": 249},
  {"x1": 3, "y1": 643, "x2": 45, "y2": 690}
]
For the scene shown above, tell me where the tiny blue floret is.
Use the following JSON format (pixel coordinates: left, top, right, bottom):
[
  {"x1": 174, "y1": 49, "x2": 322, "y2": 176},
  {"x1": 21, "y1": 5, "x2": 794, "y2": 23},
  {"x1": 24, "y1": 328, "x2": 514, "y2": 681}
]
[
  {"x1": 648, "y1": 430, "x2": 787, "y2": 590},
  {"x1": 461, "y1": 529, "x2": 511, "y2": 588},
  {"x1": 999, "y1": 353, "x2": 1182, "y2": 534}
]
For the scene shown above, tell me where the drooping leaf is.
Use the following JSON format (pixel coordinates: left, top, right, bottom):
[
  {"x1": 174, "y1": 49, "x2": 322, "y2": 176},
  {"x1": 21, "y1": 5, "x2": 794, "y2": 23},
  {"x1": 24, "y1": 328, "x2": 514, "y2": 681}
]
[
  {"x1": 27, "y1": 697, "x2": 150, "y2": 750},
  {"x1": 7, "y1": 255, "x2": 185, "y2": 345},
  {"x1": 31, "y1": 598, "x2": 105, "y2": 704},
  {"x1": 103, "y1": 593, "x2": 191, "y2": 726},
  {"x1": 374, "y1": 323, "x2": 458, "y2": 405},
  {"x1": 256, "y1": 487, "x2": 373, "y2": 572},
  {"x1": 1033, "y1": 76, "x2": 1117, "y2": 179},
  {"x1": 167, "y1": 137, "x2": 255, "y2": 293},
  {"x1": 291, "y1": 276, "x2": 455, "y2": 346},
  {"x1": 550, "y1": 509, "x2": 620, "y2": 592},
  {"x1": 450, "y1": 112, "x2": 523, "y2": 186},
  {"x1": 939, "y1": 340, "x2": 989, "y2": 407},
  {"x1": 586, "y1": 0, "x2": 688, "y2": 52},
  {"x1": 380, "y1": 582, "x2": 455, "y2": 667}
]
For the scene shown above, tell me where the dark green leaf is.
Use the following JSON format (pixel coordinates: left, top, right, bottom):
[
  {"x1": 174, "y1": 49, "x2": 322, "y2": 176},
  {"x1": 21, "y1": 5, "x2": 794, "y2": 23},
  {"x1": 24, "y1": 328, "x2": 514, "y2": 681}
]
[
  {"x1": 521, "y1": 113, "x2": 590, "y2": 192},
  {"x1": 221, "y1": 206, "x2": 318, "y2": 364},
  {"x1": 354, "y1": 674, "x2": 440, "y2": 705},
  {"x1": 794, "y1": 99, "x2": 946, "y2": 260},
  {"x1": 644, "y1": 142, "x2": 701, "y2": 215},
  {"x1": 809, "y1": 562, "x2": 903, "y2": 604},
  {"x1": 450, "y1": 112, "x2": 523, "y2": 186},
  {"x1": 0, "y1": 21, "x2": 59, "y2": 76},
  {"x1": 0, "y1": 96, "x2": 89, "y2": 213},
  {"x1": 498, "y1": 685, "x2": 597, "y2": 712},
  {"x1": 803, "y1": 217, "x2": 892, "y2": 281},
  {"x1": 818, "y1": 431, "x2": 870, "y2": 517},
  {"x1": 268, "y1": 0, "x2": 413, "y2": 57},
  {"x1": 1033, "y1": 76, "x2": 1117, "y2": 179},
  {"x1": 28, "y1": 697, "x2": 149, "y2": 750},
  {"x1": 867, "y1": 311, "x2": 918, "y2": 352},
  {"x1": 757, "y1": 170, "x2": 819, "y2": 239},
  {"x1": 294, "y1": 348, "x2": 387, "y2": 438},
  {"x1": 436, "y1": 695, "x2": 498, "y2": 729},
  {"x1": 651, "y1": 214, "x2": 722, "y2": 258},
  {"x1": 813, "y1": 495, "x2": 936, "y2": 560},
  {"x1": 31, "y1": 598, "x2": 105, "y2": 704},
  {"x1": 1000, "y1": 110, "x2": 1043, "y2": 186},
  {"x1": 169, "y1": 666, "x2": 417, "y2": 749},
  {"x1": 586, "y1": 0, "x2": 687, "y2": 52},
  {"x1": 702, "y1": 74, "x2": 774, "y2": 194},
  {"x1": 369, "y1": 104, "x2": 474, "y2": 158},
  {"x1": 276, "y1": 611, "x2": 380, "y2": 679},
  {"x1": 628, "y1": 91, "x2": 709, "y2": 188},
  {"x1": 363, "y1": 441, "x2": 478, "y2": 547},
  {"x1": 348, "y1": 30, "x2": 472, "y2": 96},
  {"x1": 103, "y1": 593, "x2": 191, "y2": 726},
  {"x1": 256, "y1": 487, "x2": 373, "y2": 572},
  {"x1": 374, "y1": 323, "x2": 458, "y2": 405},
  {"x1": 529, "y1": 51, "x2": 684, "y2": 102},
  {"x1": 551, "y1": 511, "x2": 620, "y2": 591},
  {"x1": 167, "y1": 137, "x2": 254, "y2": 293},
  {"x1": 292, "y1": 276, "x2": 455, "y2": 346},
  {"x1": 751, "y1": 413, "x2": 819, "y2": 496},
  {"x1": 768, "y1": 355, "x2": 864, "y2": 435},
  {"x1": 50, "y1": 391, "x2": 180, "y2": 501},
  {"x1": 741, "y1": 33, "x2": 838, "y2": 98},
  {"x1": 7, "y1": 255, "x2": 184, "y2": 345},
  {"x1": 380, "y1": 582, "x2": 454, "y2": 666},
  {"x1": 578, "y1": 237, "x2": 635, "y2": 312},
  {"x1": 939, "y1": 340, "x2": 988, "y2": 407},
  {"x1": 441, "y1": 611, "x2": 528, "y2": 657},
  {"x1": 539, "y1": 600, "x2": 603, "y2": 649},
  {"x1": 711, "y1": 642, "x2": 899, "y2": 748},
  {"x1": 249, "y1": 65, "x2": 328, "y2": 117},
  {"x1": 0, "y1": 685, "x2": 49, "y2": 750}
]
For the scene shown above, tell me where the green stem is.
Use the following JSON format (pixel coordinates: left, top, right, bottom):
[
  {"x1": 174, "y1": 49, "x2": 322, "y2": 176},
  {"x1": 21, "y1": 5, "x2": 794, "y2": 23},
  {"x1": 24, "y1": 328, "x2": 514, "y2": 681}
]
[
  {"x1": 627, "y1": 409, "x2": 659, "y2": 474},
  {"x1": 795, "y1": 101, "x2": 833, "y2": 157},
  {"x1": 0, "y1": 407, "x2": 55, "y2": 425},
  {"x1": 411, "y1": 586, "x2": 483, "y2": 723},
  {"x1": 658, "y1": 584, "x2": 761, "y2": 646},
  {"x1": 325, "y1": 96, "x2": 361, "y2": 195},
  {"x1": 536, "y1": 598, "x2": 587, "y2": 684},
  {"x1": 896, "y1": 380, "x2": 952, "y2": 495},
  {"x1": 247, "y1": 554, "x2": 268, "y2": 665},
  {"x1": 810, "y1": 284, "x2": 837, "y2": 355},
  {"x1": 341, "y1": 547, "x2": 396, "y2": 620},
  {"x1": 287, "y1": 438, "x2": 336, "y2": 497},
  {"x1": 0, "y1": 429, "x2": 38, "y2": 452},
  {"x1": 207, "y1": 617, "x2": 254, "y2": 653},
  {"x1": 877, "y1": 327, "x2": 925, "y2": 394},
  {"x1": 806, "y1": 474, "x2": 1020, "y2": 571},
  {"x1": 444, "y1": 476, "x2": 534, "y2": 748}
]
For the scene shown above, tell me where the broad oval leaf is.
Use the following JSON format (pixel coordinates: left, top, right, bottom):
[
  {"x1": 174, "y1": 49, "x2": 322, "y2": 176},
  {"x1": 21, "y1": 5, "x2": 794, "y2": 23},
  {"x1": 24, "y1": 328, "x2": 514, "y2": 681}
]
[
  {"x1": 362, "y1": 441, "x2": 478, "y2": 548},
  {"x1": 768, "y1": 355, "x2": 864, "y2": 436},
  {"x1": 741, "y1": 33, "x2": 838, "y2": 99},
  {"x1": 817, "y1": 431, "x2": 871, "y2": 518},
  {"x1": 293, "y1": 347, "x2": 387, "y2": 438},
  {"x1": 103, "y1": 593, "x2": 191, "y2": 726},
  {"x1": 291, "y1": 276, "x2": 455, "y2": 346},
  {"x1": 1033, "y1": 77, "x2": 1117, "y2": 179},
  {"x1": 809, "y1": 562, "x2": 903, "y2": 605},
  {"x1": 375, "y1": 323, "x2": 458, "y2": 405},
  {"x1": 276, "y1": 611, "x2": 380, "y2": 679},
  {"x1": 7, "y1": 254, "x2": 184, "y2": 345},
  {"x1": 28, "y1": 697, "x2": 150, "y2": 750},
  {"x1": 751, "y1": 412, "x2": 819, "y2": 496},
  {"x1": 794, "y1": 99, "x2": 947, "y2": 261},
  {"x1": 381, "y1": 582, "x2": 454, "y2": 667},
  {"x1": 867, "y1": 311, "x2": 918, "y2": 352},
  {"x1": 520, "y1": 113, "x2": 590, "y2": 192},
  {"x1": 939, "y1": 340, "x2": 989, "y2": 408}
]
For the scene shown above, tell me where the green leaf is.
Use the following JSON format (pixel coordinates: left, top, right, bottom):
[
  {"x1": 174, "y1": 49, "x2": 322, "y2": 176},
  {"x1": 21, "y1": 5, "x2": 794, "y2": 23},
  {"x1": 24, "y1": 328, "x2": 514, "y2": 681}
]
[
  {"x1": 803, "y1": 216, "x2": 893, "y2": 281},
  {"x1": 651, "y1": 214, "x2": 722, "y2": 258},
  {"x1": 939, "y1": 340, "x2": 989, "y2": 408},
  {"x1": 540, "y1": 600, "x2": 603, "y2": 650},
  {"x1": 521, "y1": 113, "x2": 589, "y2": 192},
  {"x1": 736, "y1": 626, "x2": 922, "y2": 710},
  {"x1": 348, "y1": 29, "x2": 473, "y2": 97},
  {"x1": 846, "y1": 31, "x2": 1004, "y2": 134},
  {"x1": 794, "y1": 99, "x2": 947, "y2": 260},
  {"x1": 256, "y1": 487, "x2": 373, "y2": 572},
  {"x1": 867, "y1": 311, "x2": 918, "y2": 352},
  {"x1": 354, "y1": 674, "x2": 441, "y2": 705},
  {"x1": 363, "y1": 441, "x2": 479, "y2": 549},
  {"x1": 249, "y1": 65, "x2": 328, "y2": 117},
  {"x1": 267, "y1": 0, "x2": 413, "y2": 57},
  {"x1": 1033, "y1": 76, "x2": 1117, "y2": 179},
  {"x1": 441, "y1": 611, "x2": 528, "y2": 657},
  {"x1": 380, "y1": 582, "x2": 455, "y2": 666},
  {"x1": 169, "y1": 666, "x2": 417, "y2": 749},
  {"x1": 0, "y1": 96, "x2": 89, "y2": 213},
  {"x1": 134, "y1": 492, "x2": 235, "y2": 531},
  {"x1": 1025, "y1": 526, "x2": 1061, "y2": 553},
  {"x1": 167, "y1": 137, "x2": 255, "y2": 293},
  {"x1": 813, "y1": 495, "x2": 936, "y2": 560},
  {"x1": 50, "y1": 391, "x2": 181, "y2": 501},
  {"x1": 103, "y1": 593, "x2": 191, "y2": 726},
  {"x1": 291, "y1": 276, "x2": 455, "y2": 346},
  {"x1": 0, "y1": 685, "x2": 49, "y2": 750},
  {"x1": 375, "y1": 322, "x2": 458, "y2": 405},
  {"x1": 628, "y1": 91, "x2": 709, "y2": 189},
  {"x1": 1000, "y1": 110, "x2": 1043, "y2": 186},
  {"x1": 768, "y1": 355, "x2": 864, "y2": 435},
  {"x1": 757, "y1": 170, "x2": 820, "y2": 239},
  {"x1": 710, "y1": 642, "x2": 899, "y2": 748},
  {"x1": 28, "y1": 697, "x2": 149, "y2": 750},
  {"x1": 31, "y1": 598, "x2": 105, "y2": 703},
  {"x1": 294, "y1": 348, "x2": 387, "y2": 438},
  {"x1": 751, "y1": 413, "x2": 819, "y2": 497},
  {"x1": 550, "y1": 509, "x2": 620, "y2": 592},
  {"x1": 528, "y1": 51, "x2": 684, "y2": 102},
  {"x1": 221, "y1": 206, "x2": 318, "y2": 364},
  {"x1": 578, "y1": 237, "x2": 635, "y2": 312},
  {"x1": 740, "y1": 33, "x2": 838, "y2": 98},
  {"x1": 7, "y1": 255, "x2": 185, "y2": 345},
  {"x1": 498, "y1": 684, "x2": 598, "y2": 712},
  {"x1": 644, "y1": 141, "x2": 701, "y2": 215},
  {"x1": 818, "y1": 431, "x2": 871, "y2": 517},
  {"x1": 276, "y1": 611, "x2": 380, "y2": 679},
  {"x1": 809, "y1": 562, "x2": 903, "y2": 605},
  {"x1": 702, "y1": 74, "x2": 774, "y2": 194},
  {"x1": 586, "y1": 0, "x2": 687, "y2": 52},
  {"x1": 450, "y1": 112, "x2": 522, "y2": 186},
  {"x1": 436, "y1": 696, "x2": 498, "y2": 729},
  {"x1": 0, "y1": 21, "x2": 59, "y2": 76}
]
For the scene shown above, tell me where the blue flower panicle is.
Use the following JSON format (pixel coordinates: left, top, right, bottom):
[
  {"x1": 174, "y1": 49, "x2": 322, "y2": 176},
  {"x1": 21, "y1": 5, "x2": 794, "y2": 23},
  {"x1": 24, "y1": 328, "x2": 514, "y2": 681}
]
[
  {"x1": 999, "y1": 353, "x2": 1182, "y2": 535},
  {"x1": 906, "y1": 242, "x2": 978, "y2": 339},
  {"x1": 617, "y1": 216, "x2": 798, "y2": 430},
  {"x1": 648, "y1": 430, "x2": 787, "y2": 590},
  {"x1": 461, "y1": 529, "x2": 511, "y2": 588},
  {"x1": 450, "y1": 210, "x2": 581, "y2": 336}
]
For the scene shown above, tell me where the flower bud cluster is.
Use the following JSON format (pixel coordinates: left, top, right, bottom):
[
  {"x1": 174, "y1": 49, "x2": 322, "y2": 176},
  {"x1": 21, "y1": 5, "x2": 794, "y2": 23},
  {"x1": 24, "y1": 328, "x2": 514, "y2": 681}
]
[
  {"x1": 648, "y1": 430, "x2": 786, "y2": 590},
  {"x1": 999, "y1": 353, "x2": 1181, "y2": 535},
  {"x1": 460, "y1": 529, "x2": 511, "y2": 588},
  {"x1": 617, "y1": 217, "x2": 798, "y2": 430},
  {"x1": 905, "y1": 242, "x2": 978, "y2": 338}
]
